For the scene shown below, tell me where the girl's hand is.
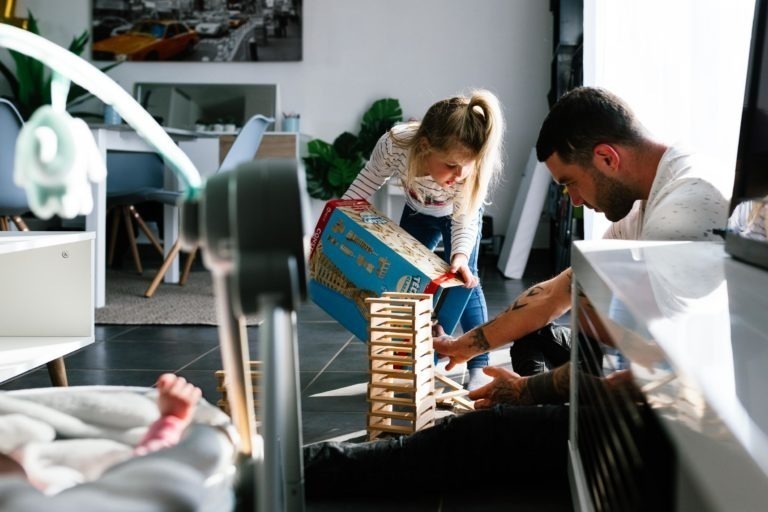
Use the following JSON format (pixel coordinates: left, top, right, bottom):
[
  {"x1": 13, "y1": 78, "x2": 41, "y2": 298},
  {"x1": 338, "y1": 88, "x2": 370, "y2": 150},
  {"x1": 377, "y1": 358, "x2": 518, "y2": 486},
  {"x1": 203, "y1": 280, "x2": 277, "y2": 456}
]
[{"x1": 450, "y1": 254, "x2": 478, "y2": 288}]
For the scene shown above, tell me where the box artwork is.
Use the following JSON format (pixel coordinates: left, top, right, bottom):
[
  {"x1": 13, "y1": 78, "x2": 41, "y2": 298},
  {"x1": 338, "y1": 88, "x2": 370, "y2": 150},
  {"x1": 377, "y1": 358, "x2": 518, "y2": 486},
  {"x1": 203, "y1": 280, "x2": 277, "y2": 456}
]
[{"x1": 308, "y1": 199, "x2": 472, "y2": 341}]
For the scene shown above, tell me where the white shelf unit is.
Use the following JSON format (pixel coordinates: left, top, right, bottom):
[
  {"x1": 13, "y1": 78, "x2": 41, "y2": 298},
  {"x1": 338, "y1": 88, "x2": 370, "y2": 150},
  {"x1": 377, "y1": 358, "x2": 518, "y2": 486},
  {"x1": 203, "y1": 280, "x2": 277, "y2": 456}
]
[{"x1": 0, "y1": 232, "x2": 95, "y2": 383}]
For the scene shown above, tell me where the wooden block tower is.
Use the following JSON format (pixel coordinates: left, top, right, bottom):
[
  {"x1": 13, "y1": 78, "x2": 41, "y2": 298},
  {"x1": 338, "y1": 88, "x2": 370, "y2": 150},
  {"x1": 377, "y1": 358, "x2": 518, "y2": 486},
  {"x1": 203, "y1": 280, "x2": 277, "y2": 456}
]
[
  {"x1": 366, "y1": 292, "x2": 436, "y2": 440},
  {"x1": 215, "y1": 361, "x2": 261, "y2": 423}
]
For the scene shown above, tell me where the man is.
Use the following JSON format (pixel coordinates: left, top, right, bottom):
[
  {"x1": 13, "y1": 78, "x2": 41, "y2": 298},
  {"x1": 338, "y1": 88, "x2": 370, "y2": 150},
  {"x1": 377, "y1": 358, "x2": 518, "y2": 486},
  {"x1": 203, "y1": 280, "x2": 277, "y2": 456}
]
[
  {"x1": 434, "y1": 85, "x2": 729, "y2": 391},
  {"x1": 303, "y1": 86, "x2": 730, "y2": 498}
]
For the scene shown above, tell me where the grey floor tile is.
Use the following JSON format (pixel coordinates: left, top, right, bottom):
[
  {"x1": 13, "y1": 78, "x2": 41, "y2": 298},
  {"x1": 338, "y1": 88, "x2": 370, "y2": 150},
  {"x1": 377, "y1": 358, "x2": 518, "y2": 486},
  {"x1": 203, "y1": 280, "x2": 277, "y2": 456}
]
[
  {"x1": 64, "y1": 340, "x2": 214, "y2": 371},
  {"x1": 302, "y1": 411, "x2": 367, "y2": 445},
  {"x1": 298, "y1": 340, "x2": 350, "y2": 372},
  {"x1": 297, "y1": 320, "x2": 356, "y2": 345},
  {"x1": 95, "y1": 325, "x2": 141, "y2": 341},
  {"x1": 106, "y1": 325, "x2": 221, "y2": 343},
  {"x1": 301, "y1": 371, "x2": 369, "y2": 413},
  {"x1": 323, "y1": 340, "x2": 368, "y2": 372},
  {"x1": 0, "y1": 369, "x2": 162, "y2": 390}
]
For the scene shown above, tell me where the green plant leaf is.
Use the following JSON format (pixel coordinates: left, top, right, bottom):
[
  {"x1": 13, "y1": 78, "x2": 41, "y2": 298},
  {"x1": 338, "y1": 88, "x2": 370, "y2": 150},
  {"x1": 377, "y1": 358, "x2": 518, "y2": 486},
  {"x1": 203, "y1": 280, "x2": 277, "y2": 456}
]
[
  {"x1": 362, "y1": 98, "x2": 403, "y2": 127},
  {"x1": 332, "y1": 131, "x2": 360, "y2": 160},
  {"x1": 68, "y1": 61, "x2": 124, "y2": 108},
  {"x1": 1, "y1": 11, "x2": 122, "y2": 119},
  {"x1": 4, "y1": 12, "x2": 47, "y2": 117},
  {"x1": 303, "y1": 155, "x2": 335, "y2": 200},
  {"x1": 307, "y1": 139, "x2": 336, "y2": 162},
  {"x1": 327, "y1": 154, "x2": 364, "y2": 189},
  {"x1": 10, "y1": 49, "x2": 45, "y2": 118},
  {"x1": 358, "y1": 98, "x2": 402, "y2": 158},
  {"x1": 304, "y1": 97, "x2": 401, "y2": 199},
  {"x1": 0, "y1": 60, "x2": 20, "y2": 100},
  {"x1": 68, "y1": 30, "x2": 90, "y2": 56}
]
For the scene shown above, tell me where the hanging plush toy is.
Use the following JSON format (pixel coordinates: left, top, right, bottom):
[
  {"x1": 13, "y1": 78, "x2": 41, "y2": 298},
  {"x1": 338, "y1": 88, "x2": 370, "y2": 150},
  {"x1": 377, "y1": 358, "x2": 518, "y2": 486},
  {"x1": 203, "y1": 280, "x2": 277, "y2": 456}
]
[{"x1": 14, "y1": 104, "x2": 106, "y2": 219}]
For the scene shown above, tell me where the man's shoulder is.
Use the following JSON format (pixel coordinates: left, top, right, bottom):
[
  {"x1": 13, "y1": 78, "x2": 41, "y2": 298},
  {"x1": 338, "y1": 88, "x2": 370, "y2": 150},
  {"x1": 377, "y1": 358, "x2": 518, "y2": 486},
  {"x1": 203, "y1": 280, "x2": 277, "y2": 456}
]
[
  {"x1": 657, "y1": 145, "x2": 721, "y2": 182},
  {"x1": 644, "y1": 145, "x2": 730, "y2": 240}
]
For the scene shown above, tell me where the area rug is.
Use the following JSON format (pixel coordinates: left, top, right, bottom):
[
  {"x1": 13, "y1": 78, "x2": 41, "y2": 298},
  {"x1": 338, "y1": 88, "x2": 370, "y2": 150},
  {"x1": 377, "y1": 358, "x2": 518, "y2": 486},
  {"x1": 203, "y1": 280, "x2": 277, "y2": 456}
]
[{"x1": 95, "y1": 269, "x2": 260, "y2": 326}]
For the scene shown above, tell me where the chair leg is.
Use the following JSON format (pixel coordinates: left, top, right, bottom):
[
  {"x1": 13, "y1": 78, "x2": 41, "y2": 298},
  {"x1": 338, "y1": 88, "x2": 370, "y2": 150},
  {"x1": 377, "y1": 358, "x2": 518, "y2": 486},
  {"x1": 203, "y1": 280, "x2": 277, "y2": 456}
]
[
  {"x1": 179, "y1": 247, "x2": 198, "y2": 286},
  {"x1": 128, "y1": 204, "x2": 164, "y2": 256},
  {"x1": 0, "y1": 216, "x2": 8, "y2": 231},
  {"x1": 46, "y1": 357, "x2": 68, "y2": 386},
  {"x1": 144, "y1": 239, "x2": 181, "y2": 298},
  {"x1": 122, "y1": 206, "x2": 143, "y2": 274},
  {"x1": 10, "y1": 216, "x2": 29, "y2": 231},
  {"x1": 107, "y1": 207, "x2": 121, "y2": 266}
]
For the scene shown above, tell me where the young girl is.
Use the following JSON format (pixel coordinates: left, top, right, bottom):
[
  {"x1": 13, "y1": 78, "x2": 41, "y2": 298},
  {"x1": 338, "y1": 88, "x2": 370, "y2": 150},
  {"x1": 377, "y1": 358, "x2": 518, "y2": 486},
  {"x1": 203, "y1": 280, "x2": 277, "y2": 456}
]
[{"x1": 342, "y1": 89, "x2": 505, "y2": 390}]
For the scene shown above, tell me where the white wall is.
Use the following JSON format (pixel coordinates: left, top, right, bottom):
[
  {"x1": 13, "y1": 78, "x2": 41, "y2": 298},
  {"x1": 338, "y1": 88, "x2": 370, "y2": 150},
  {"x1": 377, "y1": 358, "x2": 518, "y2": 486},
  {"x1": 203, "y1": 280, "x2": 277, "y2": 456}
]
[
  {"x1": 582, "y1": 0, "x2": 754, "y2": 240},
  {"x1": 13, "y1": 0, "x2": 553, "y2": 236}
]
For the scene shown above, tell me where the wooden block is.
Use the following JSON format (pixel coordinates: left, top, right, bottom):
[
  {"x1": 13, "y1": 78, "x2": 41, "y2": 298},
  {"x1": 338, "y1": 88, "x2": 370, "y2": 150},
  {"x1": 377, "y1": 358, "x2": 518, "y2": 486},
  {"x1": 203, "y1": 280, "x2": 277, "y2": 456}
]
[
  {"x1": 435, "y1": 373, "x2": 464, "y2": 391},
  {"x1": 369, "y1": 408, "x2": 415, "y2": 421},
  {"x1": 381, "y1": 292, "x2": 432, "y2": 301},
  {"x1": 215, "y1": 361, "x2": 262, "y2": 417},
  {"x1": 367, "y1": 292, "x2": 435, "y2": 441},
  {"x1": 367, "y1": 394, "x2": 415, "y2": 407},
  {"x1": 368, "y1": 379, "x2": 414, "y2": 393},
  {"x1": 450, "y1": 395, "x2": 475, "y2": 412},
  {"x1": 435, "y1": 388, "x2": 469, "y2": 401}
]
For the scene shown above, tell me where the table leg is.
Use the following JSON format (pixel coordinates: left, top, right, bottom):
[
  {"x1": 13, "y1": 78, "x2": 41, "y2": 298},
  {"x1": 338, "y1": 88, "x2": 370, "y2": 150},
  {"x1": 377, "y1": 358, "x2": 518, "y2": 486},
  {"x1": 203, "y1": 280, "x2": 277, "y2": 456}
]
[{"x1": 46, "y1": 357, "x2": 68, "y2": 387}]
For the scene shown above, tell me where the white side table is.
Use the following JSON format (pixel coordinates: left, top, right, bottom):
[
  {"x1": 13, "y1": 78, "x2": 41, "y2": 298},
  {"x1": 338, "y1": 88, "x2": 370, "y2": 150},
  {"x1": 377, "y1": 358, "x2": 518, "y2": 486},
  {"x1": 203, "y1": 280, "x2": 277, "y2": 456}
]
[{"x1": 0, "y1": 231, "x2": 95, "y2": 384}]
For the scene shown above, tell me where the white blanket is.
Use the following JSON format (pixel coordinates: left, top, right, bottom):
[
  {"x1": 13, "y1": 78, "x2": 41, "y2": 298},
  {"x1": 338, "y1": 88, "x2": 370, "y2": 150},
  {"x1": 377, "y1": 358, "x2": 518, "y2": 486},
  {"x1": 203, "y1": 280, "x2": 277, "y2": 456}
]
[{"x1": 0, "y1": 386, "x2": 231, "y2": 496}]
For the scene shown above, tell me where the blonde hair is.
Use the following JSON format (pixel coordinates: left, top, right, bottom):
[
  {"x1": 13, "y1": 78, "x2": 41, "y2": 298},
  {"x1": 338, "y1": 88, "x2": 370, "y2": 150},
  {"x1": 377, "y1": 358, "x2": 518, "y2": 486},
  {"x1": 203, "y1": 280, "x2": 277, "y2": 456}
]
[{"x1": 392, "y1": 89, "x2": 504, "y2": 216}]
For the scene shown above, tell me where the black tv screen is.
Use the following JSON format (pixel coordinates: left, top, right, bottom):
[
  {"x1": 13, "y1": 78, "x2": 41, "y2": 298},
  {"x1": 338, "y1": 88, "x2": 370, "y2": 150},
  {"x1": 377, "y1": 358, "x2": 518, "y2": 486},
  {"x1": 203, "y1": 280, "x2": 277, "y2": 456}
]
[{"x1": 726, "y1": 0, "x2": 768, "y2": 269}]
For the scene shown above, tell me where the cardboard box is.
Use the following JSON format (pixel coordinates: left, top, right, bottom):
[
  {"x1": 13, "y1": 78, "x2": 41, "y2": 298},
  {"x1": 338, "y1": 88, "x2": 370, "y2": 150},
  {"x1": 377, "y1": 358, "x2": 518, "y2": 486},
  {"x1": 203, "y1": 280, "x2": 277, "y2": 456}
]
[{"x1": 308, "y1": 199, "x2": 472, "y2": 341}]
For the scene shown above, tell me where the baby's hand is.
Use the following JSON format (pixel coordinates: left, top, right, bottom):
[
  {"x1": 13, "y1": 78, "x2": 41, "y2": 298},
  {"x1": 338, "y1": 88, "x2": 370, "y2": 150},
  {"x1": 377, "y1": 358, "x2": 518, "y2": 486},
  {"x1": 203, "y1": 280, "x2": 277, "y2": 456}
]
[{"x1": 156, "y1": 374, "x2": 202, "y2": 423}]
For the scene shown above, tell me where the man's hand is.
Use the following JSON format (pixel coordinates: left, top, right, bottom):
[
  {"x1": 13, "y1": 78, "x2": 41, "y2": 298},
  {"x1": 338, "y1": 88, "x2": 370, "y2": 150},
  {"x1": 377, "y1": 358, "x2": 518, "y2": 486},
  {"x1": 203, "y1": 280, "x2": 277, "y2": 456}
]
[
  {"x1": 468, "y1": 366, "x2": 535, "y2": 408},
  {"x1": 433, "y1": 324, "x2": 472, "y2": 371},
  {"x1": 433, "y1": 323, "x2": 491, "y2": 371},
  {"x1": 450, "y1": 253, "x2": 478, "y2": 288}
]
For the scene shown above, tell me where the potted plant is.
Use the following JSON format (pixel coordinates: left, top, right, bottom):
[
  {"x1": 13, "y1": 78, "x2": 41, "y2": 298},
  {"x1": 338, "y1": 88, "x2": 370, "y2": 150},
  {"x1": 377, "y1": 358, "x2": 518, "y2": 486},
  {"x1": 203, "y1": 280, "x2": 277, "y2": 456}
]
[
  {"x1": 304, "y1": 98, "x2": 402, "y2": 200},
  {"x1": 0, "y1": 12, "x2": 122, "y2": 121}
]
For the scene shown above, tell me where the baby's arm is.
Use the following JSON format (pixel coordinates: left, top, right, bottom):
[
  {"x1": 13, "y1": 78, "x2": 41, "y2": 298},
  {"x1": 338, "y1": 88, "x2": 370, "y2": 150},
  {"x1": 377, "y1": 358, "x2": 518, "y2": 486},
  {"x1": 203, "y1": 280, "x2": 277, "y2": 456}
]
[{"x1": 134, "y1": 374, "x2": 201, "y2": 456}]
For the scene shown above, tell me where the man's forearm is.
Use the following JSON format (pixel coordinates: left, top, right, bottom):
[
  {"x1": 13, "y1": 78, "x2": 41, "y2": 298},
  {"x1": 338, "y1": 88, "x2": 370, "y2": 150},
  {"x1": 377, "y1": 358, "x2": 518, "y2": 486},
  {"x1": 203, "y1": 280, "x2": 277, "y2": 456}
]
[
  {"x1": 458, "y1": 268, "x2": 574, "y2": 354},
  {"x1": 524, "y1": 362, "x2": 571, "y2": 404},
  {"x1": 483, "y1": 363, "x2": 572, "y2": 406}
]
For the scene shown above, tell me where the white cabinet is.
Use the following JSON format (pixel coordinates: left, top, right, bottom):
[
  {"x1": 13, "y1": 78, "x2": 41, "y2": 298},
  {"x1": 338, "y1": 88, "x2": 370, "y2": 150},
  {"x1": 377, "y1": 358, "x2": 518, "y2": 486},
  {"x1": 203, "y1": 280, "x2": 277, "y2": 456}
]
[
  {"x1": 0, "y1": 232, "x2": 94, "y2": 383},
  {"x1": 569, "y1": 240, "x2": 768, "y2": 511}
]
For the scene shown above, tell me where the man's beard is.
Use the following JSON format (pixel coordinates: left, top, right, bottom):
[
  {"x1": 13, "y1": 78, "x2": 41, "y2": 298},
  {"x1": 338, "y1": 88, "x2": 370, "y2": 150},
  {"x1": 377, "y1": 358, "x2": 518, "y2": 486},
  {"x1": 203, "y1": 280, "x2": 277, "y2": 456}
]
[{"x1": 587, "y1": 165, "x2": 637, "y2": 222}]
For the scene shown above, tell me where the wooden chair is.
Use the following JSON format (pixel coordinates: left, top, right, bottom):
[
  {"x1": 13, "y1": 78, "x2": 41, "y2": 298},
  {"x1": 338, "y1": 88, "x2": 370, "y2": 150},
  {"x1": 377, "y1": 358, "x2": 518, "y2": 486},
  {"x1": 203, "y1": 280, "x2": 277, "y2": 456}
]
[
  {"x1": 105, "y1": 151, "x2": 187, "y2": 276},
  {"x1": 144, "y1": 114, "x2": 273, "y2": 297}
]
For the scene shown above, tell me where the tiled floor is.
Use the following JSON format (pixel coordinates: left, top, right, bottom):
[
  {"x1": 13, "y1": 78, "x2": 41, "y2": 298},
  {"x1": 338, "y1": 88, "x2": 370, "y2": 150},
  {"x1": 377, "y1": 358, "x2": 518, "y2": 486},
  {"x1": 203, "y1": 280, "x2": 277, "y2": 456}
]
[{"x1": 0, "y1": 251, "x2": 572, "y2": 510}]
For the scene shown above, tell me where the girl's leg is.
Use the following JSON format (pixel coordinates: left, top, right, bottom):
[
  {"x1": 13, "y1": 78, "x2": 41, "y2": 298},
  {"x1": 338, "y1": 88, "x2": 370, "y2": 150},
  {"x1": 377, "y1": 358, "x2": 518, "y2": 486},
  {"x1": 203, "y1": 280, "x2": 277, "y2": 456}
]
[
  {"x1": 438, "y1": 214, "x2": 490, "y2": 378},
  {"x1": 436, "y1": 214, "x2": 490, "y2": 389},
  {"x1": 398, "y1": 204, "x2": 443, "y2": 249}
]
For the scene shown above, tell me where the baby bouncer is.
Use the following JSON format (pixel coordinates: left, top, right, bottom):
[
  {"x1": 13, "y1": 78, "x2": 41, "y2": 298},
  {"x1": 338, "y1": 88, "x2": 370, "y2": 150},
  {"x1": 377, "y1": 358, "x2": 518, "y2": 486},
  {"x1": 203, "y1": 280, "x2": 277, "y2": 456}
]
[{"x1": 0, "y1": 24, "x2": 306, "y2": 511}]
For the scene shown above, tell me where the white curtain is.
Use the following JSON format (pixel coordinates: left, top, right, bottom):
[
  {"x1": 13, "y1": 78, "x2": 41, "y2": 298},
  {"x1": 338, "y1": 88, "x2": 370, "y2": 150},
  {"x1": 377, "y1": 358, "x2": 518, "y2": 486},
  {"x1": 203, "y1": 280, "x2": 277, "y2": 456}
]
[{"x1": 582, "y1": 0, "x2": 756, "y2": 240}]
